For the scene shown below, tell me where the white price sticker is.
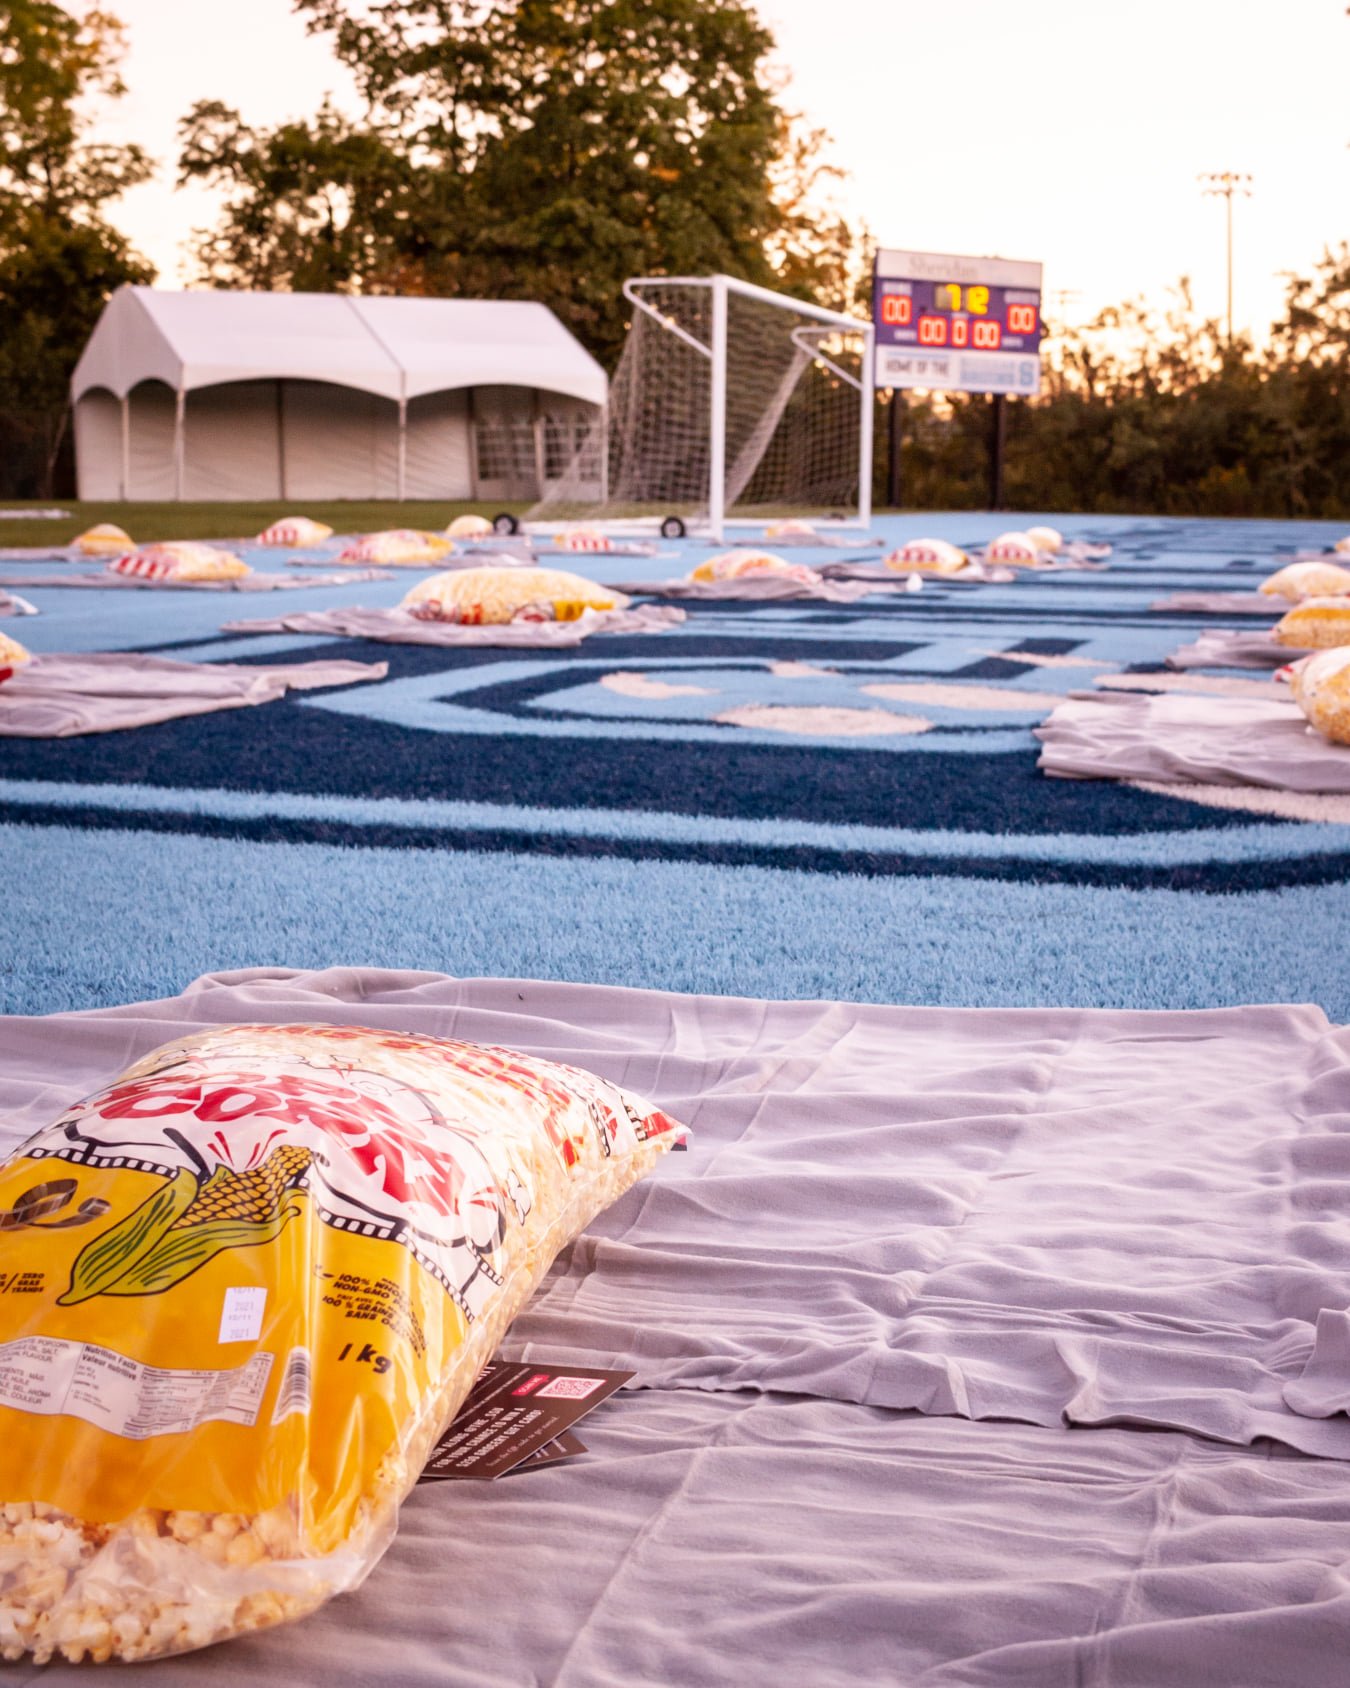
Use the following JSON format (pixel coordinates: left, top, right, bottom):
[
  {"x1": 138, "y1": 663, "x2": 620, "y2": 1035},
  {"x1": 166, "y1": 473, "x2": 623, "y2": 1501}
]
[{"x1": 218, "y1": 1287, "x2": 267, "y2": 1345}]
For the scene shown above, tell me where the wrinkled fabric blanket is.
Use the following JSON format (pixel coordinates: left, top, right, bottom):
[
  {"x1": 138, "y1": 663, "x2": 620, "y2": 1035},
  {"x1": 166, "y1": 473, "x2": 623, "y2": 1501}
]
[
  {"x1": 5, "y1": 969, "x2": 1350, "y2": 1687},
  {"x1": 819, "y1": 559, "x2": 1011, "y2": 585},
  {"x1": 219, "y1": 603, "x2": 685, "y2": 646},
  {"x1": 0, "y1": 569, "x2": 393, "y2": 592},
  {"x1": 1151, "y1": 590, "x2": 1283, "y2": 615},
  {"x1": 1167, "y1": 628, "x2": 1309, "y2": 669},
  {"x1": 0, "y1": 653, "x2": 386, "y2": 737},
  {"x1": 605, "y1": 573, "x2": 913, "y2": 602},
  {"x1": 1036, "y1": 688, "x2": 1350, "y2": 791}
]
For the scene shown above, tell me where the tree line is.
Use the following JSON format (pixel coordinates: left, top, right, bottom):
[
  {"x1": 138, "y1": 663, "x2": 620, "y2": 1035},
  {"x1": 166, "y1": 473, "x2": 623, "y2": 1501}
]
[{"x1": 1, "y1": 0, "x2": 1347, "y2": 519}]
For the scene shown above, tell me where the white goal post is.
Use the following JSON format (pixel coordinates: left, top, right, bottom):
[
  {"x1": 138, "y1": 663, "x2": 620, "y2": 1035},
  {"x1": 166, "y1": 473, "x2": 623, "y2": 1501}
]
[{"x1": 529, "y1": 274, "x2": 875, "y2": 541}]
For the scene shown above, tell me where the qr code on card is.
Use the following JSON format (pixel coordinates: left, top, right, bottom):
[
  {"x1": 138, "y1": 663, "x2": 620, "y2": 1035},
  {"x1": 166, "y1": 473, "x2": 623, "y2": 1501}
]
[{"x1": 536, "y1": 1376, "x2": 604, "y2": 1400}]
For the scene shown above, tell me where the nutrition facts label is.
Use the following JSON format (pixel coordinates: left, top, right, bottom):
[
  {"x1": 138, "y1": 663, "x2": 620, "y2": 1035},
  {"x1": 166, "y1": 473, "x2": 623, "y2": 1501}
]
[{"x1": 0, "y1": 1336, "x2": 274, "y2": 1440}]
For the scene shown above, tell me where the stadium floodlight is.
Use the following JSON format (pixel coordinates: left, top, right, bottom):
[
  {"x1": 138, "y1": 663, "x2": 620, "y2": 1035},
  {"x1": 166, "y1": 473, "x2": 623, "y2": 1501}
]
[
  {"x1": 530, "y1": 274, "x2": 875, "y2": 540},
  {"x1": 1198, "y1": 172, "x2": 1253, "y2": 345}
]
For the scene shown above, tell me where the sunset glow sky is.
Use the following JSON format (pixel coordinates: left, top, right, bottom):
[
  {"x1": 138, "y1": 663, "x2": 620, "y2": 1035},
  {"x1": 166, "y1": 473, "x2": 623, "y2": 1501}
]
[{"x1": 95, "y1": 0, "x2": 1348, "y2": 338}]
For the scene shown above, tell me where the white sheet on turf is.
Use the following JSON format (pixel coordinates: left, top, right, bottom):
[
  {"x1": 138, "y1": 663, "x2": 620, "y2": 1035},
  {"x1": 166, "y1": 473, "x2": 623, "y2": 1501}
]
[
  {"x1": 0, "y1": 569, "x2": 393, "y2": 591},
  {"x1": 605, "y1": 573, "x2": 914, "y2": 602},
  {"x1": 5, "y1": 968, "x2": 1348, "y2": 1456},
  {"x1": 819, "y1": 559, "x2": 1013, "y2": 585},
  {"x1": 0, "y1": 653, "x2": 386, "y2": 736},
  {"x1": 6, "y1": 971, "x2": 1350, "y2": 1684},
  {"x1": 1151, "y1": 591, "x2": 1281, "y2": 615},
  {"x1": 1167, "y1": 628, "x2": 1309, "y2": 669},
  {"x1": 220, "y1": 604, "x2": 685, "y2": 644},
  {"x1": 1036, "y1": 688, "x2": 1350, "y2": 790}
]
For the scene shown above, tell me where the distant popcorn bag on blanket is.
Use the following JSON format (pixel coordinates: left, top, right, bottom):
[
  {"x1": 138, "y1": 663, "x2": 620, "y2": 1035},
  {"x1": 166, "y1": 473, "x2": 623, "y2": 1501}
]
[
  {"x1": 109, "y1": 544, "x2": 250, "y2": 583},
  {"x1": 73, "y1": 524, "x2": 132, "y2": 558},
  {"x1": 255, "y1": 518, "x2": 334, "y2": 548},
  {"x1": 1287, "y1": 647, "x2": 1350, "y2": 744},
  {"x1": 0, "y1": 632, "x2": 31, "y2": 683},
  {"x1": 401, "y1": 566, "x2": 627, "y2": 624},
  {"x1": 1024, "y1": 525, "x2": 1063, "y2": 554},
  {"x1": 883, "y1": 538, "x2": 970, "y2": 575},
  {"x1": 985, "y1": 531, "x2": 1042, "y2": 565},
  {"x1": 444, "y1": 515, "x2": 493, "y2": 539},
  {"x1": 337, "y1": 531, "x2": 454, "y2": 566},
  {"x1": 1273, "y1": 596, "x2": 1350, "y2": 649},
  {"x1": 1259, "y1": 561, "x2": 1350, "y2": 601},
  {"x1": 0, "y1": 1023, "x2": 684, "y2": 1663},
  {"x1": 688, "y1": 550, "x2": 818, "y2": 586},
  {"x1": 551, "y1": 528, "x2": 615, "y2": 553}
]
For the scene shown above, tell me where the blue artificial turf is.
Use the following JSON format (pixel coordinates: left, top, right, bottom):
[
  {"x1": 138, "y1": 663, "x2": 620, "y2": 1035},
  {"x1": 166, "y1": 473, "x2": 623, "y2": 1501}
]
[
  {"x1": 4, "y1": 510, "x2": 1348, "y2": 1020},
  {"x1": 6, "y1": 820, "x2": 1348, "y2": 1019}
]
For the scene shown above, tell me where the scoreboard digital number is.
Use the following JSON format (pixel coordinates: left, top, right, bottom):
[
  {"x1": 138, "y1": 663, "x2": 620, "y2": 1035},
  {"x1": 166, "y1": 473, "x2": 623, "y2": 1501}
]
[{"x1": 872, "y1": 249, "x2": 1044, "y2": 397}]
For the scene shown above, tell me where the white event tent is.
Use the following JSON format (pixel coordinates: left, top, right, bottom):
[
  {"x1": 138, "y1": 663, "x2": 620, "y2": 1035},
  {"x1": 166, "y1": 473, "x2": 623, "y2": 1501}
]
[{"x1": 71, "y1": 287, "x2": 608, "y2": 502}]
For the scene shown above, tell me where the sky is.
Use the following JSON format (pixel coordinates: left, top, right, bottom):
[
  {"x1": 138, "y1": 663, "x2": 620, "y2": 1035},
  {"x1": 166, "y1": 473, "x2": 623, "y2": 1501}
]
[{"x1": 93, "y1": 0, "x2": 1349, "y2": 340}]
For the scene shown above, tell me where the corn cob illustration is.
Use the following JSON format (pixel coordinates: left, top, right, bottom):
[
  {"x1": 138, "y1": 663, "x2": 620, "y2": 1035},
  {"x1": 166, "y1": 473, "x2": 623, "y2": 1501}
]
[
  {"x1": 60, "y1": 1148, "x2": 312, "y2": 1305},
  {"x1": 168, "y1": 1144, "x2": 312, "y2": 1231}
]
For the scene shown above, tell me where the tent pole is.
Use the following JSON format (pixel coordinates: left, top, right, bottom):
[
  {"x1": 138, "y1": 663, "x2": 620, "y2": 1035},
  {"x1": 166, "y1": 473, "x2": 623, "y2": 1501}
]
[
  {"x1": 275, "y1": 380, "x2": 286, "y2": 501},
  {"x1": 174, "y1": 388, "x2": 186, "y2": 501},
  {"x1": 467, "y1": 388, "x2": 480, "y2": 500},
  {"x1": 120, "y1": 394, "x2": 130, "y2": 500},
  {"x1": 532, "y1": 391, "x2": 546, "y2": 499},
  {"x1": 397, "y1": 396, "x2": 407, "y2": 501}
]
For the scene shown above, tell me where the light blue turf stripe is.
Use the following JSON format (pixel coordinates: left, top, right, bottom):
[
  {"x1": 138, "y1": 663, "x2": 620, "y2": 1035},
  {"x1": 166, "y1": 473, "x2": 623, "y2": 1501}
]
[
  {"x1": 3, "y1": 821, "x2": 1346, "y2": 1019},
  {"x1": 3, "y1": 778, "x2": 1348, "y2": 865}
]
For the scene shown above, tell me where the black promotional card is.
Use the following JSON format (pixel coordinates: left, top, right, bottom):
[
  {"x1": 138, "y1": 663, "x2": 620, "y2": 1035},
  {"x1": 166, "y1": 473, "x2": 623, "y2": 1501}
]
[{"x1": 418, "y1": 1362, "x2": 634, "y2": 1482}]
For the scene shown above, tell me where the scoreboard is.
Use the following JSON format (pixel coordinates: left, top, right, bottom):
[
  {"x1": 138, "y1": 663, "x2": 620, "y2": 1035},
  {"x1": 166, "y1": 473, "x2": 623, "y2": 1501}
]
[{"x1": 873, "y1": 249, "x2": 1044, "y2": 396}]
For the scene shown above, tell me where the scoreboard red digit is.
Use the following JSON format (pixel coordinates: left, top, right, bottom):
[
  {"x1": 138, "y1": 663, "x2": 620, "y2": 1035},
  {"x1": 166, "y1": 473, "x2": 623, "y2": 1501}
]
[{"x1": 872, "y1": 248, "x2": 1044, "y2": 396}]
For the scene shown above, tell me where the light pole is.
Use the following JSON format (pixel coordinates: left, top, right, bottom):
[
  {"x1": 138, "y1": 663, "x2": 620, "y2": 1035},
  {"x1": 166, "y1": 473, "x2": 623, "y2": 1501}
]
[{"x1": 1198, "y1": 171, "x2": 1253, "y2": 345}]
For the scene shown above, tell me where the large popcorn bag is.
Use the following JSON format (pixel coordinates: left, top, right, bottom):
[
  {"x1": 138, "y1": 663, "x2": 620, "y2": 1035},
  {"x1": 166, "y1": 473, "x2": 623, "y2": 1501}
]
[{"x1": 0, "y1": 1024, "x2": 684, "y2": 1663}]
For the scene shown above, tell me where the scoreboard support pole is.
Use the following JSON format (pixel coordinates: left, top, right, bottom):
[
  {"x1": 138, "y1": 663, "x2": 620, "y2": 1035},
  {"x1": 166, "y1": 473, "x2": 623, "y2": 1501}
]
[
  {"x1": 887, "y1": 390, "x2": 905, "y2": 509},
  {"x1": 988, "y1": 394, "x2": 1007, "y2": 510}
]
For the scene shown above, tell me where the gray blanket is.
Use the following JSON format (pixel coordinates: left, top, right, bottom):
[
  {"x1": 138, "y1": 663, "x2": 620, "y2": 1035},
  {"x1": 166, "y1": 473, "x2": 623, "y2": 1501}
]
[
  {"x1": 220, "y1": 604, "x2": 685, "y2": 645},
  {"x1": 1036, "y1": 689, "x2": 1350, "y2": 791},
  {"x1": 819, "y1": 559, "x2": 1008, "y2": 585},
  {"x1": 0, "y1": 653, "x2": 386, "y2": 737},
  {"x1": 1166, "y1": 627, "x2": 1308, "y2": 669},
  {"x1": 1151, "y1": 591, "x2": 1282, "y2": 615},
  {"x1": 0, "y1": 569, "x2": 393, "y2": 592},
  {"x1": 4, "y1": 970, "x2": 1350, "y2": 1684},
  {"x1": 605, "y1": 573, "x2": 912, "y2": 602}
]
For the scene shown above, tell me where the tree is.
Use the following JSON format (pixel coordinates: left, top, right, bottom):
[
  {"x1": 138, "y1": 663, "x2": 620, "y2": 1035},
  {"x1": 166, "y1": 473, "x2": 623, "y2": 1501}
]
[
  {"x1": 0, "y1": 3, "x2": 153, "y2": 496},
  {"x1": 181, "y1": 0, "x2": 858, "y2": 364}
]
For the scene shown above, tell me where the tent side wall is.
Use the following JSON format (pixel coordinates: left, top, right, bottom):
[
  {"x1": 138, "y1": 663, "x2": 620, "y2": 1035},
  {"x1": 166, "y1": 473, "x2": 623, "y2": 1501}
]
[
  {"x1": 279, "y1": 381, "x2": 400, "y2": 500},
  {"x1": 73, "y1": 389, "x2": 122, "y2": 500},
  {"x1": 76, "y1": 377, "x2": 601, "y2": 503},
  {"x1": 405, "y1": 390, "x2": 472, "y2": 500}
]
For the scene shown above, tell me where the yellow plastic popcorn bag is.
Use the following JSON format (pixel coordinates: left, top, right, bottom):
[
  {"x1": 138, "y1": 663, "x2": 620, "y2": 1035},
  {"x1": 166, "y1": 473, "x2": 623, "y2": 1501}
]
[
  {"x1": 401, "y1": 566, "x2": 626, "y2": 624},
  {"x1": 0, "y1": 633, "x2": 30, "y2": 684},
  {"x1": 0, "y1": 1024, "x2": 683, "y2": 1663}
]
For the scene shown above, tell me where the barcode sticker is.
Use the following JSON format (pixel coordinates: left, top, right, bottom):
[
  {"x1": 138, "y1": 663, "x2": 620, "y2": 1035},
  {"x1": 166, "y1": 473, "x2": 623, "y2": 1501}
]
[
  {"x1": 218, "y1": 1287, "x2": 266, "y2": 1345},
  {"x1": 271, "y1": 1348, "x2": 312, "y2": 1424}
]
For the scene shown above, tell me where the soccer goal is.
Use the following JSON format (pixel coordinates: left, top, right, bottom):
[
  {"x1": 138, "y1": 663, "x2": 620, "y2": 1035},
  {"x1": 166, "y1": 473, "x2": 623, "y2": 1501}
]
[{"x1": 530, "y1": 274, "x2": 875, "y2": 540}]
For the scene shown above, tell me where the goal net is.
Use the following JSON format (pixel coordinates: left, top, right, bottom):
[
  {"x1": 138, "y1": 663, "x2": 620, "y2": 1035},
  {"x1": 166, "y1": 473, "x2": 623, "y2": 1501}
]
[{"x1": 529, "y1": 275, "x2": 873, "y2": 536}]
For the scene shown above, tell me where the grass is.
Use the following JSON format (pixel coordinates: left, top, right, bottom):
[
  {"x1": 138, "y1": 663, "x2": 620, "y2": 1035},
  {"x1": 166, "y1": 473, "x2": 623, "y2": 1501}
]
[{"x1": 0, "y1": 500, "x2": 528, "y2": 548}]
